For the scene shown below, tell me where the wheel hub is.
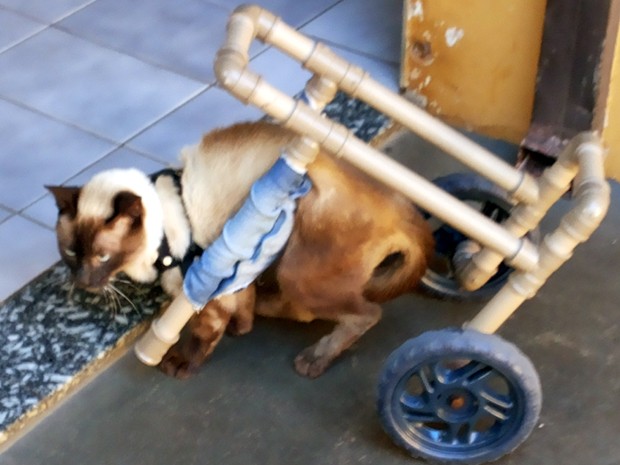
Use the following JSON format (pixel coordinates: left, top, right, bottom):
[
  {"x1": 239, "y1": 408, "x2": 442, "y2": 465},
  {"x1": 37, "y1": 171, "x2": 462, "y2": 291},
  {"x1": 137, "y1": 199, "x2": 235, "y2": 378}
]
[{"x1": 435, "y1": 389, "x2": 478, "y2": 423}]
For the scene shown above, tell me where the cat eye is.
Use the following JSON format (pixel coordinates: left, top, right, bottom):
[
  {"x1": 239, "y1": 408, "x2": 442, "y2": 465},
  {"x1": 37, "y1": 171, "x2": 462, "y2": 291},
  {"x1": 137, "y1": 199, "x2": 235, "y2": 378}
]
[
  {"x1": 98, "y1": 254, "x2": 111, "y2": 263},
  {"x1": 64, "y1": 248, "x2": 76, "y2": 257}
]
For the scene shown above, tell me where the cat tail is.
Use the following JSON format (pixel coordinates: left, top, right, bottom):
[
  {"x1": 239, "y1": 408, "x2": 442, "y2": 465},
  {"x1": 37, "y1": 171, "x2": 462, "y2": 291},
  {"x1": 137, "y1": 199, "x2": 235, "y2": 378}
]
[{"x1": 362, "y1": 209, "x2": 434, "y2": 302}]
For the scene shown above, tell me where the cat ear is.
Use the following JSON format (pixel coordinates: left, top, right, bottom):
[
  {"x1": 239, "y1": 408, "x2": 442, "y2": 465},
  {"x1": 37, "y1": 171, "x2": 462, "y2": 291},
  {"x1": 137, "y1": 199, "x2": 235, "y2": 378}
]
[
  {"x1": 46, "y1": 185, "x2": 81, "y2": 217},
  {"x1": 112, "y1": 191, "x2": 143, "y2": 224}
]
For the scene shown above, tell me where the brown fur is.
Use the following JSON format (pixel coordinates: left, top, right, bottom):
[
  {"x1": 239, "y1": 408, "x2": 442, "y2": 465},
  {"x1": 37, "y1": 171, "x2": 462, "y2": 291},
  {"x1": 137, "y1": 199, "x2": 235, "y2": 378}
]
[
  {"x1": 49, "y1": 122, "x2": 434, "y2": 379},
  {"x1": 162, "y1": 123, "x2": 434, "y2": 378},
  {"x1": 160, "y1": 286, "x2": 256, "y2": 379}
]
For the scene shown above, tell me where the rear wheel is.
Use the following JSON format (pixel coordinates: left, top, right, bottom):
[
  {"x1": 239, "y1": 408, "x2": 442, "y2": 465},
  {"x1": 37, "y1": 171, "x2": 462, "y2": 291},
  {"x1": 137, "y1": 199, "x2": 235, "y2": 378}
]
[
  {"x1": 420, "y1": 173, "x2": 535, "y2": 301},
  {"x1": 377, "y1": 329, "x2": 542, "y2": 464}
]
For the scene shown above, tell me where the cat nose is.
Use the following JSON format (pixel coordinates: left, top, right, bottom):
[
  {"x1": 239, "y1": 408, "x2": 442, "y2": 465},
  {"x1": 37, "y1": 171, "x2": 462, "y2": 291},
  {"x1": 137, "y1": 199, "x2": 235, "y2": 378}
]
[{"x1": 74, "y1": 268, "x2": 107, "y2": 291}]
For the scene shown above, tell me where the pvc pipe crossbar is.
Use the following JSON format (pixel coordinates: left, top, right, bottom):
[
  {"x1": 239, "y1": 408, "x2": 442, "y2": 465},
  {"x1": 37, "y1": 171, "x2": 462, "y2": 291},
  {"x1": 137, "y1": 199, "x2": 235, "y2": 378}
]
[
  {"x1": 214, "y1": 4, "x2": 541, "y2": 271},
  {"x1": 217, "y1": 6, "x2": 539, "y2": 204}
]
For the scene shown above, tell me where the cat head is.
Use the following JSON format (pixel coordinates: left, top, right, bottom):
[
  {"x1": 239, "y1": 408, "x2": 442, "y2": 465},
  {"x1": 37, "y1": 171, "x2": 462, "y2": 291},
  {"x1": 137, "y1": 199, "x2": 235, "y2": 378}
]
[{"x1": 47, "y1": 169, "x2": 164, "y2": 292}]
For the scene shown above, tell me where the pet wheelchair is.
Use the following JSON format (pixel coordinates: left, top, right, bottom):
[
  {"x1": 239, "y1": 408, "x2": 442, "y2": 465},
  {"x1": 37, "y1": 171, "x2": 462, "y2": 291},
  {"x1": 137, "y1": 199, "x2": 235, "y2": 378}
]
[{"x1": 135, "y1": 6, "x2": 610, "y2": 464}]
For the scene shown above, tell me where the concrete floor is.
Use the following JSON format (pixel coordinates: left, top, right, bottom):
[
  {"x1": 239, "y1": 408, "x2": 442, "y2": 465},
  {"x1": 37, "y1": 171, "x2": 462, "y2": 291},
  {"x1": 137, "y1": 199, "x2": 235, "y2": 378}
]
[
  {"x1": 2, "y1": 128, "x2": 619, "y2": 465},
  {"x1": 1, "y1": 0, "x2": 619, "y2": 463}
]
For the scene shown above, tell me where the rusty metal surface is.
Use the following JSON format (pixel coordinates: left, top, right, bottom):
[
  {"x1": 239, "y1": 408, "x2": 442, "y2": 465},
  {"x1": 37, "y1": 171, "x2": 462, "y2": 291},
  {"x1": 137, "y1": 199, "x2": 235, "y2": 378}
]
[{"x1": 521, "y1": 0, "x2": 613, "y2": 161}]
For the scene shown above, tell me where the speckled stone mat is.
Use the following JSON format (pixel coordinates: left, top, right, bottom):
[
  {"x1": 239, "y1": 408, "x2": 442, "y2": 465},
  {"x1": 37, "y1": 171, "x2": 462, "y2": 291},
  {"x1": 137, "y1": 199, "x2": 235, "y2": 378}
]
[
  {"x1": 0, "y1": 266, "x2": 167, "y2": 444},
  {"x1": 0, "y1": 93, "x2": 390, "y2": 446}
]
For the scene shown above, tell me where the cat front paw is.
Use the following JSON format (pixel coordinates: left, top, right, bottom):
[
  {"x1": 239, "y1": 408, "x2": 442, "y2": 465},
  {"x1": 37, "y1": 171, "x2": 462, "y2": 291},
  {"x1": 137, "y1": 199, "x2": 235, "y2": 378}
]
[
  {"x1": 159, "y1": 346, "x2": 199, "y2": 379},
  {"x1": 225, "y1": 313, "x2": 253, "y2": 336},
  {"x1": 294, "y1": 347, "x2": 331, "y2": 379}
]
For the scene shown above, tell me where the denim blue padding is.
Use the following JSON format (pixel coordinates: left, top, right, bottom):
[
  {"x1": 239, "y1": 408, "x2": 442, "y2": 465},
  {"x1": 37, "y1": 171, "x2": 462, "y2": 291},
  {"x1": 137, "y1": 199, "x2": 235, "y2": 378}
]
[{"x1": 183, "y1": 156, "x2": 311, "y2": 309}]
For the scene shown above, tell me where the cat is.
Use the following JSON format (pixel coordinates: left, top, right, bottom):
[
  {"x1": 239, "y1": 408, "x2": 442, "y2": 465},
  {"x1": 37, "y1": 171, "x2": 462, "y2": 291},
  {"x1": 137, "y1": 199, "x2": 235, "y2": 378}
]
[{"x1": 48, "y1": 121, "x2": 434, "y2": 379}]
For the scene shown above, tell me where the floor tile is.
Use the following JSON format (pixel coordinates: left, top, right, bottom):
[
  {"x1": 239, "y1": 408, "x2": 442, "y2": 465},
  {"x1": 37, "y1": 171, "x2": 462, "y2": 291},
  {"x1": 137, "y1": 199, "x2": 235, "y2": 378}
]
[
  {"x1": 128, "y1": 41, "x2": 399, "y2": 163},
  {"x1": 127, "y1": 47, "x2": 314, "y2": 163},
  {"x1": 23, "y1": 147, "x2": 167, "y2": 229},
  {"x1": 300, "y1": 0, "x2": 402, "y2": 64},
  {"x1": 0, "y1": 216, "x2": 59, "y2": 303},
  {"x1": 0, "y1": 206, "x2": 12, "y2": 224},
  {"x1": 0, "y1": 28, "x2": 204, "y2": 142},
  {"x1": 57, "y1": 0, "x2": 231, "y2": 82},
  {"x1": 127, "y1": 86, "x2": 264, "y2": 164},
  {"x1": 206, "y1": 0, "x2": 342, "y2": 28},
  {"x1": 0, "y1": 0, "x2": 93, "y2": 23},
  {"x1": 0, "y1": 99, "x2": 115, "y2": 211},
  {"x1": 0, "y1": 7, "x2": 45, "y2": 53}
]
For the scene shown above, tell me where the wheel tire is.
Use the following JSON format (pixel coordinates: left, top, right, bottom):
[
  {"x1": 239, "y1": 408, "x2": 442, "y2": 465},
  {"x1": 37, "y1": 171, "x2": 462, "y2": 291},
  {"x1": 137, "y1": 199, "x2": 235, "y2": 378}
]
[
  {"x1": 377, "y1": 329, "x2": 541, "y2": 465},
  {"x1": 419, "y1": 173, "x2": 537, "y2": 301}
]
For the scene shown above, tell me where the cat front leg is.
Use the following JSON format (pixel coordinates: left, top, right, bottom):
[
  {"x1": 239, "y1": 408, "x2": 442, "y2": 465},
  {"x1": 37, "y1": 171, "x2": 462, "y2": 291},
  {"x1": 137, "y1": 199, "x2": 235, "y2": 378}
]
[
  {"x1": 159, "y1": 300, "x2": 231, "y2": 379},
  {"x1": 159, "y1": 285, "x2": 255, "y2": 378},
  {"x1": 226, "y1": 284, "x2": 256, "y2": 336}
]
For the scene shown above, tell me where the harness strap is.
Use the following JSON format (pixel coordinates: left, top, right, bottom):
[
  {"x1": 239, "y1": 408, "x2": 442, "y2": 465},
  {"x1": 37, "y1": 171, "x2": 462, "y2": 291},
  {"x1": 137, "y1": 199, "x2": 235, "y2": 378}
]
[{"x1": 149, "y1": 168, "x2": 203, "y2": 276}]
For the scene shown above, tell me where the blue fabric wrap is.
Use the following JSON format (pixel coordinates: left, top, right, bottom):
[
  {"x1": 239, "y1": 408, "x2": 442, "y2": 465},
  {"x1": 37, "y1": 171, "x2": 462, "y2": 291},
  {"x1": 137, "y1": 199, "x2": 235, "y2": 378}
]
[{"x1": 182, "y1": 156, "x2": 312, "y2": 309}]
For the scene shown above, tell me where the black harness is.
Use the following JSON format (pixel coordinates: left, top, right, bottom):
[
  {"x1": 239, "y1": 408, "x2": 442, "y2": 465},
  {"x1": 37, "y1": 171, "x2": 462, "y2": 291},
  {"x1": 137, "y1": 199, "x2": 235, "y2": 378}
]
[{"x1": 149, "y1": 169, "x2": 203, "y2": 276}]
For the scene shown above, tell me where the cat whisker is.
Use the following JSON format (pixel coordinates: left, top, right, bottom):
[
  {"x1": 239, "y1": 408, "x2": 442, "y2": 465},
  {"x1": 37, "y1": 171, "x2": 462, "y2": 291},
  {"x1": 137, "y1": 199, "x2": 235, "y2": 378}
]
[
  {"x1": 108, "y1": 283, "x2": 138, "y2": 315},
  {"x1": 47, "y1": 276, "x2": 65, "y2": 288},
  {"x1": 67, "y1": 282, "x2": 76, "y2": 303},
  {"x1": 113, "y1": 277, "x2": 139, "y2": 290},
  {"x1": 49, "y1": 277, "x2": 77, "y2": 296},
  {"x1": 103, "y1": 286, "x2": 121, "y2": 317}
]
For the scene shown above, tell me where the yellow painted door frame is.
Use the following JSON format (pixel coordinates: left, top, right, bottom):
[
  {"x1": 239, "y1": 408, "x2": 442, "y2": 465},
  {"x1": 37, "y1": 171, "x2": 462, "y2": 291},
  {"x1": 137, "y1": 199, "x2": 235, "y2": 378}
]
[
  {"x1": 401, "y1": 0, "x2": 620, "y2": 180},
  {"x1": 597, "y1": 0, "x2": 620, "y2": 179}
]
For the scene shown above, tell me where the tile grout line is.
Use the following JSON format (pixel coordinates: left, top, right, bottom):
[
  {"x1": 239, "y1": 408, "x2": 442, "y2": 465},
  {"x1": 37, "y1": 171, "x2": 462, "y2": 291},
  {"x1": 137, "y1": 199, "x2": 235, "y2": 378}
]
[
  {"x1": 0, "y1": 25, "x2": 47, "y2": 56},
  {"x1": 3, "y1": 83, "x2": 212, "y2": 221},
  {"x1": 0, "y1": 213, "x2": 15, "y2": 228},
  {"x1": 0, "y1": 94, "x2": 124, "y2": 147},
  {"x1": 15, "y1": 213, "x2": 55, "y2": 232},
  {"x1": 294, "y1": 0, "x2": 348, "y2": 29},
  {"x1": 0, "y1": 0, "x2": 99, "y2": 56},
  {"x1": 1, "y1": 3, "x2": 214, "y2": 85},
  {"x1": 11, "y1": 0, "x2": 351, "y2": 91},
  {"x1": 0, "y1": 0, "x2": 355, "y2": 170},
  {"x1": 0, "y1": 0, "x2": 98, "y2": 25},
  {"x1": 116, "y1": 85, "x2": 214, "y2": 160},
  {"x1": 50, "y1": 23, "x2": 217, "y2": 85},
  {"x1": 2, "y1": 82, "x2": 209, "y2": 165}
]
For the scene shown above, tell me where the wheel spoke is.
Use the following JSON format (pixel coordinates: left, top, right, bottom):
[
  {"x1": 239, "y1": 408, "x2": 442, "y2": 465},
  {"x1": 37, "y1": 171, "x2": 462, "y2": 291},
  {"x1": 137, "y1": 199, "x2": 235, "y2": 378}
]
[
  {"x1": 419, "y1": 365, "x2": 436, "y2": 394},
  {"x1": 400, "y1": 393, "x2": 436, "y2": 422},
  {"x1": 444, "y1": 420, "x2": 473, "y2": 445},
  {"x1": 480, "y1": 201, "x2": 500, "y2": 220},
  {"x1": 451, "y1": 361, "x2": 493, "y2": 387},
  {"x1": 480, "y1": 388, "x2": 514, "y2": 421},
  {"x1": 480, "y1": 388, "x2": 514, "y2": 410}
]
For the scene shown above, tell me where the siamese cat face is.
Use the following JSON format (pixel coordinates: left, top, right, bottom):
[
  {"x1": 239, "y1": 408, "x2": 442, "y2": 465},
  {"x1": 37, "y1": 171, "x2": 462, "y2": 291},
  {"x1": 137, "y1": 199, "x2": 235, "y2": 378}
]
[{"x1": 47, "y1": 185, "x2": 147, "y2": 292}]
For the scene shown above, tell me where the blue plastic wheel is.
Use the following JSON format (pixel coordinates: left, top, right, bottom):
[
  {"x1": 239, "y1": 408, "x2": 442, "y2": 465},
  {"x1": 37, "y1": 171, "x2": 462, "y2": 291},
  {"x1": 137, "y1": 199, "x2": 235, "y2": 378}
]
[
  {"x1": 378, "y1": 329, "x2": 541, "y2": 464},
  {"x1": 420, "y1": 173, "x2": 539, "y2": 301}
]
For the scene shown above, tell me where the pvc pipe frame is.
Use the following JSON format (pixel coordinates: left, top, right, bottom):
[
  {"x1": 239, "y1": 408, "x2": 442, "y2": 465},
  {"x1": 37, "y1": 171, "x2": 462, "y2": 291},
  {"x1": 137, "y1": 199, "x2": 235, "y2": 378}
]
[
  {"x1": 455, "y1": 132, "x2": 598, "y2": 291},
  {"x1": 212, "y1": 5, "x2": 611, "y2": 330},
  {"x1": 467, "y1": 138, "x2": 610, "y2": 333},
  {"x1": 135, "y1": 5, "x2": 611, "y2": 364}
]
